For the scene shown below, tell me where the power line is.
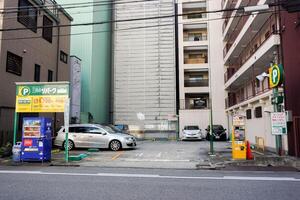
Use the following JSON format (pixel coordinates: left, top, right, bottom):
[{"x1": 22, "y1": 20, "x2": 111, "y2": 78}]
[
  {"x1": 1, "y1": 0, "x2": 285, "y2": 15},
  {"x1": 1, "y1": 9, "x2": 276, "y2": 41},
  {"x1": 0, "y1": 3, "x2": 280, "y2": 33},
  {"x1": 2, "y1": 1, "x2": 173, "y2": 20},
  {"x1": 1, "y1": 0, "x2": 163, "y2": 14}
]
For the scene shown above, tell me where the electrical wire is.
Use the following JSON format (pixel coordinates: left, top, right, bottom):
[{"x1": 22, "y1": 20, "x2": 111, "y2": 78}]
[
  {"x1": 1, "y1": 0, "x2": 164, "y2": 14},
  {"x1": 1, "y1": 9, "x2": 276, "y2": 41},
  {"x1": 0, "y1": 3, "x2": 279, "y2": 32}
]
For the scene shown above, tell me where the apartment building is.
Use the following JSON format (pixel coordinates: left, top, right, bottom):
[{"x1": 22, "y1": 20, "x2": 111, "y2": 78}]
[
  {"x1": 0, "y1": 0, "x2": 72, "y2": 134},
  {"x1": 112, "y1": 0, "x2": 177, "y2": 137},
  {"x1": 177, "y1": 0, "x2": 227, "y2": 137},
  {"x1": 222, "y1": 0, "x2": 287, "y2": 152}
]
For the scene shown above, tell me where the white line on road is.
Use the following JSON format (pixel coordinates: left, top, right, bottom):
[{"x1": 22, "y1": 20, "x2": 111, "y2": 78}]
[{"x1": 0, "y1": 170, "x2": 299, "y2": 182}]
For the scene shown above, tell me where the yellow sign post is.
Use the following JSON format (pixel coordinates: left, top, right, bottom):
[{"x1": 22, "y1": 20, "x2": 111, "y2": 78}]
[{"x1": 232, "y1": 115, "x2": 246, "y2": 160}]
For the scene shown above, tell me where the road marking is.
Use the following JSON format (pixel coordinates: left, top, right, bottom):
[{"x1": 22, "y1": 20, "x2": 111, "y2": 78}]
[
  {"x1": 0, "y1": 170, "x2": 299, "y2": 182},
  {"x1": 118, "y1": 159, "x2": 191, "y2": 162},
  {"x1": 111, "y1": 151, "x2": 123, "y2": 160}
]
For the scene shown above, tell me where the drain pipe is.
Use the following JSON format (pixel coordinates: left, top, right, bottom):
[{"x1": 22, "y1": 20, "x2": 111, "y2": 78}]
[{"x1": 54, "y1": 22, "x2": 61, "y2": 135}]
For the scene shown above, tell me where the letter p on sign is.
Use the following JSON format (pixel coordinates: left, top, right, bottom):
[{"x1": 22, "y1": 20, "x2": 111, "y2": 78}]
[{"x1": 269, "y1": 64, "x2": 283, "y2": 88}]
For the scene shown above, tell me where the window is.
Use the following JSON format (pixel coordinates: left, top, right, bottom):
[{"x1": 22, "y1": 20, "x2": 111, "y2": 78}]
[
  {"x1": 254, "y1": 106, "x2": 262, "y2": 118},
  {"x1": 6, "y1": 51, "x2": 22, "y2": 76},
  {"x1": 60, "y1": 51, "x2": 68, "y2": 64},
  {"x1": 69, "y1": 126, "x2": 97, "y2": 133},
  {"x1": 18, "y1": 0, "x2": 37, "y2": 32},
  {"x1": 42, "y1": 15, "x2": 53, "y2": 43},
  {"x1": 34, "y1": 64, "x2": 41, "y2": 82},
  {"x1": 48, "y1": 70, "x2": 53, "y2": 82},
  {"x1": 246, "y1": 109, "x2": 252, "y2": 119}
]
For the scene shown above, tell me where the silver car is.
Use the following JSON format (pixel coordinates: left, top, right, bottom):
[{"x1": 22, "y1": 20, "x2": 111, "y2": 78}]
[
  {"x1": 54, "y1": 124, "x2": 137, "y2": 151},
  {"x1": 182, "y1": 125, "x2": 205, "y2": 140}
]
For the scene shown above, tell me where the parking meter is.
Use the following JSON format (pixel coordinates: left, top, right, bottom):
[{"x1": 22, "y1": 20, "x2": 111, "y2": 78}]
[{"x1": 232, "y1": 115, "x2": 246, "y2": 160}]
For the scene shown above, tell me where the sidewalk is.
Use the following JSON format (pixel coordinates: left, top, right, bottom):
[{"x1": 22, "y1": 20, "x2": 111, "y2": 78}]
[
  {"x1": 196, "y1": 142, "x2": 300, "y2": 171},
  {"x1": 0, "y1": 149, "x2": 88, "y2": 167}
]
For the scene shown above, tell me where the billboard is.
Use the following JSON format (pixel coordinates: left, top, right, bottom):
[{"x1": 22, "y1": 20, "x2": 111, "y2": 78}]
[{"x1": 15, "y1": 82, "x2": 69, "y2": 113}]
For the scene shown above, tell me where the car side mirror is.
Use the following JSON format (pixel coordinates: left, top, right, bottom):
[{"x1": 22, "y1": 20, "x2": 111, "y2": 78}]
[{"x1": 102, "y1": 132, "x2": 107, "y2": 135}]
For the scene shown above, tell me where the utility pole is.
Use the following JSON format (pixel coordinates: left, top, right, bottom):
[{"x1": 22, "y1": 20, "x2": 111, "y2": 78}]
[
  {"x1": 209, "y1": 99, "x2": 214, "y2": 155},
  {"x1": 270, "y1": 54, "x2": 284, "y2": 155}
]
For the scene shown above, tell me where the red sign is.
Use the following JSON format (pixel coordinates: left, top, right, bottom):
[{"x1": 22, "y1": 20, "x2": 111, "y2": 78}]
[{"x1": 23, "y1": 139, "x2": 33, "y2": 147}]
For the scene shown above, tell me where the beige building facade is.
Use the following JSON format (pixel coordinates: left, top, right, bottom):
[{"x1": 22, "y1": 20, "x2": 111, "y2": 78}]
[
  {"x1": 178, "y1": 0, "x2": 227, "y2": 137},
  {"x1": 222, "y1": 0, "x2": 287, "y2": 152},
  {"x1": 0, "y1": 0, "x2": 72, "y2": 134}
]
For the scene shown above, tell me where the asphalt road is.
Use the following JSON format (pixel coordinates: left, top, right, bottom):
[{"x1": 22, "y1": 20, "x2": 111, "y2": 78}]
[{"x1": 0, "y1": 166, "x2": 299, "y2": 200}]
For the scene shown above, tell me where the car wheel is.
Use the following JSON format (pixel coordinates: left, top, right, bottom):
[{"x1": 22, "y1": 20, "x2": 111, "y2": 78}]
[
  {"x1": 221, "y1": 134, "x2": 227, "y2": 141},
  {"x1": 63, "y1": 140, "x2": 74, "y2": 151},
  {"x1": 109, "y1": 140, "x2": 122, "y2": 151}
]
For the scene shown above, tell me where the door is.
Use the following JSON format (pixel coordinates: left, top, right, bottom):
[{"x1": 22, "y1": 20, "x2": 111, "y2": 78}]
[
  {"x1": 69, "y1": 126, "x2": 93, "y2": 148},
  {"x1": 88, "y1": 128, "x2": 108, "y2": 148}
]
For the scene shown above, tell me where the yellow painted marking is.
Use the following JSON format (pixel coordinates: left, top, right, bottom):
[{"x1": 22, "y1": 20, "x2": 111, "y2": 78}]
[{"x1": 111, "y1": 151, "x2": 123, "y2": 160}]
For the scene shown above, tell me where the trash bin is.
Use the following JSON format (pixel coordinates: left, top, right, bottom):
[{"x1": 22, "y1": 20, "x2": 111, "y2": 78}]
[{"x1": 12, "y1": 142, "x2": 22, "y2": 162}]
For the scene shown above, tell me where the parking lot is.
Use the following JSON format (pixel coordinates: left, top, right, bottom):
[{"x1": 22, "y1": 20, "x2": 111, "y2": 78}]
[{"x1": 62, "y1": 140, "x2": 229, "y2": 169}]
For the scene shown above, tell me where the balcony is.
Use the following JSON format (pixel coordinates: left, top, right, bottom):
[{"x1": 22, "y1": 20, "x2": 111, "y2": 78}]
[
  {"x1": 182, "y1": 1, "x2": 207, "y2": 22},
  {"x1": 223, "y1": 0, "x2": 270, "y2": 61},
  {"x1": 224, "y1": 15, "x2": 279, "y2": 87},
  {"x1": 222, "y1": 0, "x2": 259, "y2": 39},
  {"x1": 184, "y1": 47, "x2": 208, "y2": 65},
  {"x1": 183, "y1": 93, "x2": 209, "y2": 110},
  {"x1": 184, "y1": 70, "x2": 209, "y2": 87},
  {"x1": 183, "y1": 24, "x2": 208, "y2": 42},
  {"x1": 225, "y1": 77, "x2": 271, "y2": 109}
]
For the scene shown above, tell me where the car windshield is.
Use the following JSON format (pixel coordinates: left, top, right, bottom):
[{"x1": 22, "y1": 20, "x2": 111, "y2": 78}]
[
  {"x1": 184, "y1": 126, "x2": 199, "y2": 130},
  {"x1": 108, "y1": 125, "x2": 122, "y2": 132},
  {"x1": 101, "y1": 125, "x2": 118, "y2": 134}
]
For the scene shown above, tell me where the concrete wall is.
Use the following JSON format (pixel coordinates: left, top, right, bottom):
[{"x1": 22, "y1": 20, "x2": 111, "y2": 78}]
[
  {"x1": 179, "y1": 109, "x2": 210, "y2": 137},
  {"x1": 0, "y1": 0, "x2": 71, "y2": 131},
  {"x1": 227, "y1": 101, "x2": 288, "y2": 152}
]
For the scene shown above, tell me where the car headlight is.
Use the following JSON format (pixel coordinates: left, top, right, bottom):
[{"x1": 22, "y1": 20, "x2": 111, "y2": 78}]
[{"x1": 125, "y1": 137, "x2": 132, "y2": 141}]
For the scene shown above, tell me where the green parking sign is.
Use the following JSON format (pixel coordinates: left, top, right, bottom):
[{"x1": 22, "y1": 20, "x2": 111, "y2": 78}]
[{"x1": 269, "y1": 64, "x2": 284, "y2": 88}]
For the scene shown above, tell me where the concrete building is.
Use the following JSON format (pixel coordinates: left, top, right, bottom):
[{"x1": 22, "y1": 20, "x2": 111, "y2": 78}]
[
  {"x1": 0, "y1": 0, "x2": 72, "y2": 135},
  {"x1": 57, "y1": 0, "x2": 112, "y2": 124},
  {"x1": 177, "y1": 0, "x2": 227, "y2": 137},
  {"x1": 222, "y1": 0, "x2": 288, "y2": 152},
  {"x1": 112, "y1": 0, "x2": 177, "y2": 137}
]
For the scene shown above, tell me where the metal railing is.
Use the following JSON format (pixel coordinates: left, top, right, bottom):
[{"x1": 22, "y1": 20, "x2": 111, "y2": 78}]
[
  {"x1": 224, "y1": 14, "x2": 278, "y2": 83},
  {"x1": 223, "y1": 0, "x2": 259, "y2": 57},
  {"x1": 225, "y1": 81, "x2": 271, "y2": 109},
  {"x1": 184, "y1": 57, "x2": 208, "y2": 64},
  {"x1": 184, "y1": 79, "x2": 209, "y2": 87},
  {"x1": 183, "y1": 34, "x2": 208, "y2": 41}
]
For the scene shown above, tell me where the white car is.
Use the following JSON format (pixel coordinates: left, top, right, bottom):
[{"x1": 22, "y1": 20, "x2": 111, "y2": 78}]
[
  {"x1": 54, "y1": 124, "x2": 137, "y2": 151},
  {"x1": 182, "y1": 126, "x2": 205, "y2": 140}
]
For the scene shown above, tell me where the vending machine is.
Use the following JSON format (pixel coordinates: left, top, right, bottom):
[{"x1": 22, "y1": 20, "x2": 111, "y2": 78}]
[
  {"x1": 232, "y1": 115, "x2": 246, "y2": 160},
  {"x1": 20, "y1": 117, "x2": 52, "y2": 161}
]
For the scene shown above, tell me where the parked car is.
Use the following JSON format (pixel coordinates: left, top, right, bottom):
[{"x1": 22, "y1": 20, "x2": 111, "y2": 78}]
[
  {"x1": 114, "y1": 124, "x2": 129, "y2": 134},
  {"x1": 205, "y1": 125, "x2": 227, "y2": 141},
  {"x1": 54, "y1": 124, "x2": 137, "y2": 151},
  {"x1": 182, "y1": 125, "x2": 205, "y2": 140}
]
